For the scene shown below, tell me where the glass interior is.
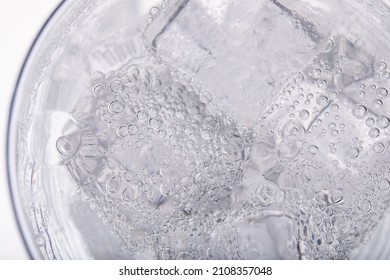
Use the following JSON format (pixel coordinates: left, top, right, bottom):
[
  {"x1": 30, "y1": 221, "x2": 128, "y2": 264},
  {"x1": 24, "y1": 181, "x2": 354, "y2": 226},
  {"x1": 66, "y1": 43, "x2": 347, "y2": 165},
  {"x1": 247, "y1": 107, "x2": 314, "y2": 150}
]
[{"x1": 8, "y1": 0, "x2": 390, "y2": 259}]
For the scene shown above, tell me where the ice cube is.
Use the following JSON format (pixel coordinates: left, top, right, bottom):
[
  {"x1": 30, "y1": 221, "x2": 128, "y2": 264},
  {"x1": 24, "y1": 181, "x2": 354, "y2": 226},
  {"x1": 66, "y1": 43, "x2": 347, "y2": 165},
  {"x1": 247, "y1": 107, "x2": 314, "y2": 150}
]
[{"x1": 144, "y1": 0, "x2": 331, "y2": 125}]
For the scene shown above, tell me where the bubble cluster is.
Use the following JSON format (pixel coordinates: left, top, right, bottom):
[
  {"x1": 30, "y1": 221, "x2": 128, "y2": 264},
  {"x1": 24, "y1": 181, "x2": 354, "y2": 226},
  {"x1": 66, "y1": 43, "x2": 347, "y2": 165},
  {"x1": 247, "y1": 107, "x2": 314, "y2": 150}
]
[
  {"x1": 248, "y1": 35, "x2": 390, "y2": 259},
  {"x1": 63, "y1": 57, "x2": 257, "y2": 259},
  {"x1": 53, "y1": 15, "x2": 390, "y2": 260}
]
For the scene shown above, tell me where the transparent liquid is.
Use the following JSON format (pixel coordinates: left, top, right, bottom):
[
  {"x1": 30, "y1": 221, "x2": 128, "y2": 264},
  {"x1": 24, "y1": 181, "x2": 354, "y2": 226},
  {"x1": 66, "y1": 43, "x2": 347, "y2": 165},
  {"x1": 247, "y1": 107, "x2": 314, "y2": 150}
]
[{"x1": 14, "y1": 0, "x2": 390, "y2": 259}]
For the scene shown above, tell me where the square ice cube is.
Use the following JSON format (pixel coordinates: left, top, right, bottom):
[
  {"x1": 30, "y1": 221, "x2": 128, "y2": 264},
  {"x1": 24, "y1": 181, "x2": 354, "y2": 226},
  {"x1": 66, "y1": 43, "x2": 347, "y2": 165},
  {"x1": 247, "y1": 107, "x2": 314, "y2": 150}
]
[{"x1": 144, "y1": 0, "x2": 331, "y2": 125}]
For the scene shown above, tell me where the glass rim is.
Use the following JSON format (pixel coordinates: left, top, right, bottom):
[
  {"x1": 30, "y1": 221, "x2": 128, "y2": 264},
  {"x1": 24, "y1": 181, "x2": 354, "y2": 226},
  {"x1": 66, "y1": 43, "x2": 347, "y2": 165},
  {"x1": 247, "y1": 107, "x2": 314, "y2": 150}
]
[{"x1": 6, "y1": 0, "x2": 67, "y2": 260}]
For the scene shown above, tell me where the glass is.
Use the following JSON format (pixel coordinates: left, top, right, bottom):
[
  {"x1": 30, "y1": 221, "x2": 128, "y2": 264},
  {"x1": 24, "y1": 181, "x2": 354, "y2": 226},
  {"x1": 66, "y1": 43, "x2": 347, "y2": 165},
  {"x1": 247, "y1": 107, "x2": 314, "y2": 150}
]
[{"x1": 7, "y1": 0, "x2": 390, "y2": 259}]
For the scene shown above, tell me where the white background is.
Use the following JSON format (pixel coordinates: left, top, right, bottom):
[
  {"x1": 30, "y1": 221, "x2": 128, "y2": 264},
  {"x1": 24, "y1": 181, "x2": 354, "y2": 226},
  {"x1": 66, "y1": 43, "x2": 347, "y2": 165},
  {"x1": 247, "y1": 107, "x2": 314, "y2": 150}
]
[{"x1": 0, "y1": 0, "x2": 60, "y2": 259}]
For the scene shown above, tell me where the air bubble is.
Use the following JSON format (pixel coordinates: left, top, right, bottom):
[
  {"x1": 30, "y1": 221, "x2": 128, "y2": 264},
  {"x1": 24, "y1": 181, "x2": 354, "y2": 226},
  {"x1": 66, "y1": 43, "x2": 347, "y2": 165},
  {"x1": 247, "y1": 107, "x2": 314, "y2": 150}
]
[
  {"x1": 382, "y1": 71, "x2": 390, "y2": 79},
  {"x1": 332, "y1": 129, "x2": 341, "y2": 136},
  {"x1": 377, "y1": 115, "x2": 390, "y2": 128},
  {"x1": 160, "y1": 183, "x2": 174, "y2": 196},
  {"x1": 363, "y1": 200, "x2": 372, "y2": 213},
  {"x1": 93, "y1": 84, "x2": 105, "y2": 98},
  {"x1": 116, "y1": 126, "x2": 128, "y2": 138},
  {"x1": 369, "y1": 128, "x2": 380, "y2": 138},
  {"x1": 56, "y1": 136, "x2": 76, "y2": 157},
  {"x1": 317, "y1": 80, "x2": 328, "y2": 89},
  {"x1": 213, "y1": 211, "x2": 226, "y2": 223},
  {"x1": 143, "y1": 17, "x2": 154, "y2": 26},
  {"x1": 331, "y1": 104, "x2": 339, "y2": 111},
  {"x1": 137, "y1": 110, "x2": 149, "y2": 122},
  {"x1": 333, "y1": 67, "x2": 343, "y2": 76},
  {"x1": 81, "y1": 190, "x2": 91, "y2": 201},
  {"x1": 175, "y1": 109, "x2": 186, "y2": 120},
  {"x1": 295, "y1": 72, "x2": 304, "y2": 83},
  {"x1": 373, "y1": 99, "x2": 383, "y2": 109},
  {"x1": 309, "y1": 145, "x2": 319, "y2": 155},
  {"x1": 149, "y1": 116, "x2": 163, "y2": 129},
  {"x1": 144, "y1": 236, "x2": 153, "y2": 245},
  {"x1": 147, "y1": 189, "x2": 158, "y2": 201},
  {"x1": 177, "y1": 252, "x2": 191, "y2": 260},
  {"x1": 373, "y1": 142, "x2": 385, "y2": 153},
  {"x1": 155, "y1": 91, "x2": 167, "y2": 102},
  {"x1": 128, "y1": 124, "x2": 139, "y2": 135},
  {"x1": 162, "y1": 248, "x2": 175, "y2": 260},
  {"x1": 195, "y1": 173, "x2": 205, "y2": 185},
  {"x1": 35, "y1": 234, "x2": 45, "y2": 246},
  {"x1": 200, "y1": 91, "x2": 212, "y2": 103},
  {"x1": 122, "y1": 188, "x2": 134, "y2": 202},
  {"x1": 323, "y1": 39, "x2": 335, "y2": 52},
  {"x1": 352, "y1": 105, "x2": 367, "y2": 119},
  {"x1": 377, "y1": 87, "x2": 388, "y2": 98},
  {"x1": 316, "y1": 95, "x2": 329, "y2": 106},
  {"x1": 355, "y1": 65, "x2": 364, "y2": 75},
  {"x1": 124, "y1": 172, "x2": 133, "y2": 182},
  {"x1": 281, "y1": 120, "x2": 305, "y2": 138},
  {"x1": 158, "y1": 129, "x2": 167, "y2": 139},
  {"x1": 376, "y1": 62, "x2": 387, "y2": 72},
  {"x1": 160, "y1": 166, "x2": 170, "y2": 177},
  {"x1": 299, "y1": 109, "x2": 310, "y2": 120},
  {"x1": 379, "y1": 179, "x2": 390, "y2": 190},
  {"x1": 110, "y1": 79, "x2": 124, "y2": 93},
  {"x1": 347, "y1": 147, "x2": 360, "y2": 159},
  {"x1": 108, "y1": 100, "x2": 124, "y2": 114},
  {"x1": 150, "y1": 6, "x2": 160, "y2": 17},
  {"x1": 125, "y1": 83, "x2": 139, "y2": 95},
  {"x1": 328, "y1": 122, "x2": 336, "y2": 130},
  {"x1": 365, "y1": 118, "x2": 375, "y2": 127},
  {"x1": 149, "y1": 106, "x2": 159, "y2": 118},
  {"x1": 106, "y1": 176, "x2": 121, "y2": 193},
  {"x1": 92, "y1": 71, "x2": 105, "y2": 80},
  {"x1": 255, "y1": 184, "x2": 278, "y2": 205},
  {"x1": 324, "y1": 90, "x2": 335, "y2": 99}
]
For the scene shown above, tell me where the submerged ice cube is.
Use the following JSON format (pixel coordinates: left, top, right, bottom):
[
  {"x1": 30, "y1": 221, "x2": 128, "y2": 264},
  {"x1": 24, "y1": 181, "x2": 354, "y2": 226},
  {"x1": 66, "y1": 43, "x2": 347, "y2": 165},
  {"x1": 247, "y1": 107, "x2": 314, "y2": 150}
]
[{"x1": 144, "y1": 0, "x2": 331, "y2": 125}]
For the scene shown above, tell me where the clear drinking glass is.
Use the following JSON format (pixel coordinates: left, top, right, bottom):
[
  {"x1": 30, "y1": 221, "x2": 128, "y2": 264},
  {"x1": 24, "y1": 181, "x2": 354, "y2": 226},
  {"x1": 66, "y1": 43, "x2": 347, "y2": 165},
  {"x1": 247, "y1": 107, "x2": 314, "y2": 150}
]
[{"x1": 8, "y1": 0, "x2": 390, "y2": 259}]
